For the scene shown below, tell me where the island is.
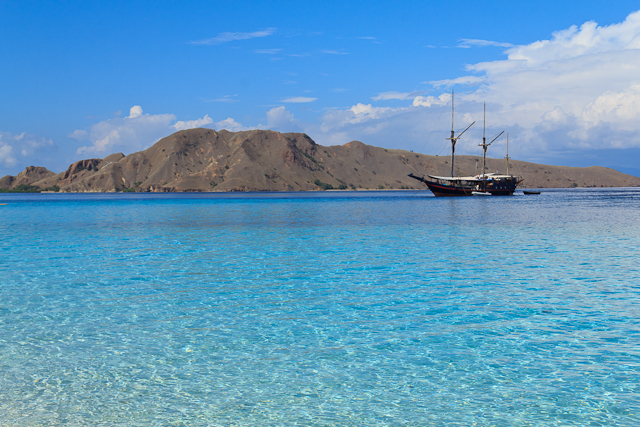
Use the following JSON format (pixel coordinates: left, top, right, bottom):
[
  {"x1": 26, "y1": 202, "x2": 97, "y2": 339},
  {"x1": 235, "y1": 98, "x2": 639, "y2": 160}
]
[{"x1": 1, "y1": 129, "x2": 639, "y2": 192}]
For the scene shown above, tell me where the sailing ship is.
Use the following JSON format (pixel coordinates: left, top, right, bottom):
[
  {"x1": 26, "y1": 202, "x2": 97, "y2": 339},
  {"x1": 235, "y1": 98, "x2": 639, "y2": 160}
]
[{"x1": 408, "y1": 91, "x2": 521, "y2": 196}]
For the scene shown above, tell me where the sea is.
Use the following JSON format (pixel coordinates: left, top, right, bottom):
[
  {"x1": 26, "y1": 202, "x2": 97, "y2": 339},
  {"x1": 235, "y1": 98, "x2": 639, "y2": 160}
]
[{"x1": 1, "y1": 188, "x2": 639, "y2": 426}]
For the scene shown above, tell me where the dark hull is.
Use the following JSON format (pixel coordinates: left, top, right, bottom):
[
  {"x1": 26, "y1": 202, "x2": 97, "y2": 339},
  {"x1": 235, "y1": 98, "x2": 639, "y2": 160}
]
[
  {"x1": 426, "y1": 181, "x2": 518, "y2": 197},
  {"x1": 425, "y1": 181, "x2": 473, "y2": 197},
  {"x1": 409, "y1": 173, "x2": 519, "y2": 197}
]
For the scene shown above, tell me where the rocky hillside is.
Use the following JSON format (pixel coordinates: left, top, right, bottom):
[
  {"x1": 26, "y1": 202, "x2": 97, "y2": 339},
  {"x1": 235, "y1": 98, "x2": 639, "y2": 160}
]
[
  {"x1": 2, "y1": 128, "x2": 639, "y2": 192},
  {"x1": 0, "y1": 166, "x2": 57, "y2": 189}
]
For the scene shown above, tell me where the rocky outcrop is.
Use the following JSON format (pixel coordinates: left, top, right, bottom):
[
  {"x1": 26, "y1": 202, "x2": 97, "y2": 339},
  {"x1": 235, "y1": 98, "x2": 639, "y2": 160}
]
[
  {"x1": 2, "y1": 129, "x2": 640, "y2": 192},
  {"x1": 15, "y1": 166, "x2": 56, "y2": 185},
  {"x1": 0, "y1": 166, "x2": 56, "y2": 189},
  {"x1": 62, "y1": 159, "x2": 101, "y2": 179},
  {"x1": 0, "y1": 175, "x2": 15, "y2": 188}
]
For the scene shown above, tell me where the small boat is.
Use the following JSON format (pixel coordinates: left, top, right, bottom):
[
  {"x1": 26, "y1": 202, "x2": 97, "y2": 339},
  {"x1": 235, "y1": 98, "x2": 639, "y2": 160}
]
[
  {"x1": 472, "y1": 191, "x2": 491, "y2": 196},
  {"x1": 523, "y1": 190, "x2": 541, "y2": 195}
]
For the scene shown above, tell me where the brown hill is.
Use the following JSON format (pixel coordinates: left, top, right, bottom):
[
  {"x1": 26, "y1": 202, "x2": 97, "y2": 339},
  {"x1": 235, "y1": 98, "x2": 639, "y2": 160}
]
[
  {"x1": 2, "y1": 129, "x2": 639, "y2": 192},
  {"x1": 0, "y1": 166, "x2": 56, "y2": 189}
]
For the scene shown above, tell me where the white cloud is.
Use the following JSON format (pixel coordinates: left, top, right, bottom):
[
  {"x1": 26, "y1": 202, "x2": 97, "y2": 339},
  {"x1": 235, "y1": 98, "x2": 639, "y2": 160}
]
[
  {"x1": 429, "y1": 76, "x2": 485, "y2": 87},
  {"x1": 311, "y1": 102, "x2": 442, "y2": 148},
  {"x1": 457, "y1": 39, "x2": 514, "y2": 48},
  {"x1": 321, "y1": 50, "x2": 348, "y2": 55},
  {"x1": 445, "y1": 10, "x2": 640, "y2": 153},
  {"x1": 62, "y1": 105, "x2": 265, "y2": 162},
  {"x1": 68, "y1": 129, "x2": 88, "y2": 141},
  {"x1": 76, "y1": 106, "x2": 176, "y2": 156},
  {"x1": 214, "y1": 118, "x2": 247, "y2": 132},
  {"x1": 205, "y1": 95, "x2": 239, "y2": 103},
  {"x1": 312, "y1": 10, "x2": 640, "y2": 162},
  {"x1": 255, "y1": 48, "x2": 282, "y2": 54},
  {"x1": 0, "y1": 141, "x2": 17, "y2": 168},
  {"x1": 280, "y1": 96, "x2": 317, "y2": 103},
  {"x1": 582, "y1": 84, "x2": 640, "y2": 126},
  {"x1": 2, "y1": 131, "x2": 53, "y2": 156},
  {"x1": 265, "y1": 106, "x2": 302, "y2": 131},
  {"x1": 372, "y1": 91, "x2": 425, "y2": 101},
  {"x1": 0, "y1": 131, "x2": 54, "y2": 172},
  {"x1": 358, "y1": 36, "x2": 381, "y2": 44},
  {"x1": 190, "y1": 28, "x2": 276, "y2": 45},
  {"x1": 412, "y1": 93, "x2": 451, "y2": 107},
  {"x1": 172, "y1": 114, "x2": 214, "y2": 131},
  {"x1": 350, "y1": 103, "x2": 398, "y2": 120},
  {"x1": 72, "y1": 106, "x2": 256, "y2": 158},
  {"x1": 320, "y1": 103, "x2": 407, "y2": 134},
  {"x1": 128, "y1": 105, "x2": 143, "y2": 118}
]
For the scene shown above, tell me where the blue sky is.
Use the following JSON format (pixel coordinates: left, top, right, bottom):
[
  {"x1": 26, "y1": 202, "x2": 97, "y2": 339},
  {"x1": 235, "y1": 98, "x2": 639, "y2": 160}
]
[{"x1": 2, "y1": 0, "x2": 640, "y2": 176}]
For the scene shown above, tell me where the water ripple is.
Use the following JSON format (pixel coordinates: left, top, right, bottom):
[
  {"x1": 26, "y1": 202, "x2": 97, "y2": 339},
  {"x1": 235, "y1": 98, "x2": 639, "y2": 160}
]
[{"x1": 1, "y1": 190, "x2": 639, "y2": 425}]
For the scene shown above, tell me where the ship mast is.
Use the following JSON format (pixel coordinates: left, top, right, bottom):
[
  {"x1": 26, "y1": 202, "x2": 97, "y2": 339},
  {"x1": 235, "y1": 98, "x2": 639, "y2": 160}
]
[
  {"x1": 482, "y1": 103, "x2": 486, "y2": 180},
  {"x1": 446, "y1": 90, "x2": 475, "y2": 177},
  {"x1": 450, "y1": 90, "x2": 455, "y2": 177},
  {"x1": 505, "y1": 133, "x2": 510, "y2": 175},
  {"x1": 478, "y1": 103, "x2": 504, "y2": 189}
]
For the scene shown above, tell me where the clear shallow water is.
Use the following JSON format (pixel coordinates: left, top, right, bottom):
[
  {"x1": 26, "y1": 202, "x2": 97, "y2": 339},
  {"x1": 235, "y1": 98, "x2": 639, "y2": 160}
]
[{"x1": 1, "y1": 189, "x2": 639, "y2": 426}]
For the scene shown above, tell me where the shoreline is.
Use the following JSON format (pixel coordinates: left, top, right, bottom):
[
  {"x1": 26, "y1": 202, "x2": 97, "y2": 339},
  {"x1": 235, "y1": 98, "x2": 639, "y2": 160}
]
[{"x1": 2, "y1": 186, "x2": 640, "y2": 196}]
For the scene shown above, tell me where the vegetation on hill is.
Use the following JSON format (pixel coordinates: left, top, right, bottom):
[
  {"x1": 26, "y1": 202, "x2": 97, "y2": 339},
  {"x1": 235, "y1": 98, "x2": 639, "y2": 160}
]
[{"x1": 0, "y1": 184, "x2": 41, "y2": 193}]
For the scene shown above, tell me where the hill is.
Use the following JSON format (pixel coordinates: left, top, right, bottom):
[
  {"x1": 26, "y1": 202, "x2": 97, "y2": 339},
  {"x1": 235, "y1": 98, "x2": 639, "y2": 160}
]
[{"x1": 2, "y1": 129, "x2": 639, "y2": 192}]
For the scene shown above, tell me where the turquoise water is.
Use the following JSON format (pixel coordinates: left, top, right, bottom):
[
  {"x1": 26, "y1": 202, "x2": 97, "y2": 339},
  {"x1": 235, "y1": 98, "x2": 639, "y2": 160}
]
[{"x1": 1, "y1": 189, "x2": 639, "y2": 426}]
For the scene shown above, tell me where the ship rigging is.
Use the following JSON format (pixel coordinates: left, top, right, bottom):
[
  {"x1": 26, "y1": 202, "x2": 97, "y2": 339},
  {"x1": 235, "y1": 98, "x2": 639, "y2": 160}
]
[{"x1": 408, "y1": 91, "x2": 521, "y2": 196}]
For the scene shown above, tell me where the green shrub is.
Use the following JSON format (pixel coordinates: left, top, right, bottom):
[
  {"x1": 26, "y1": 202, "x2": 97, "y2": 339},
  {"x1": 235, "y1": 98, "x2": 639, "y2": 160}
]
[
  {"x1": 302, "y1": 152, "x2": 318, "y2": 164},
  {"x1": 0, "y1": 184, "x2": 41, "y2": 193},
  {"x1": 314, "y1": 179, "x2": 333, "y2": 190}
]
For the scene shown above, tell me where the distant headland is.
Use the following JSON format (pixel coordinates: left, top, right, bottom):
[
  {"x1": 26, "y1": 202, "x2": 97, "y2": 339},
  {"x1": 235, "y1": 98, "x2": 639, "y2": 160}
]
[{"x1": 1, "y1": 129, "x2": 639, "y2": 193}]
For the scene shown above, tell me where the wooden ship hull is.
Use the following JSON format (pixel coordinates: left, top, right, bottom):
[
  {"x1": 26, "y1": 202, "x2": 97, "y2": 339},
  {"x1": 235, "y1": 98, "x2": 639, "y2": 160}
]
[{"x1": 409, "y1": 173, "x2": 520, "y2": 197}]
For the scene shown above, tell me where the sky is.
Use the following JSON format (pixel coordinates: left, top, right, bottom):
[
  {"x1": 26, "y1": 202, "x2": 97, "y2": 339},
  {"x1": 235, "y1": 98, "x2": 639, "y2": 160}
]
[{"x1": 2, "y1": 0, "x2": 640, "y2": 177}]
